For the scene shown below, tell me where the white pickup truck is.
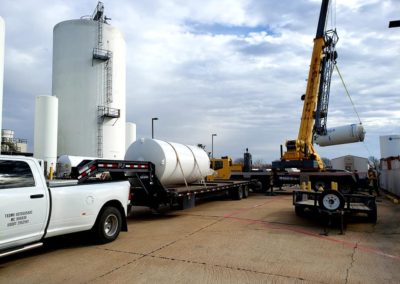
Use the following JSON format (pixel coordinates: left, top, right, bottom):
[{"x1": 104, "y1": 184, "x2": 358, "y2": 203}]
[{"x1": 0, "y1": 156, "x2": 130, "y2": 257}]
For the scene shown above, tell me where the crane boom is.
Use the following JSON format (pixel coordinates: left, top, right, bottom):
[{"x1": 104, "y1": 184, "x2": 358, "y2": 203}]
[{"x1": 273, "y1": 0, "x2": 337, "y2": 171}]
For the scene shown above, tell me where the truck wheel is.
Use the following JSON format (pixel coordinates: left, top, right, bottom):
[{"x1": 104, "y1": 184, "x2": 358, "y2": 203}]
[
  {"x1": 231, "y1": 186, "x2": 243, "y2": 200},
  {"x1": 94, "y1": 206, "x2": 122, "y2": 244},
  {"x1": 243, "y1": 185, "x2": 249, "y2": 198},
  {"x1": 318, "y1": 190, "x2": 345, "y2": 212}
]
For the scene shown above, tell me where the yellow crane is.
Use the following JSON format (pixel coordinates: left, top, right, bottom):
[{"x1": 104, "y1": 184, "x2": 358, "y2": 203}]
[{"x1": 273, "y1": 0, "x2": 338, "y2": 171}]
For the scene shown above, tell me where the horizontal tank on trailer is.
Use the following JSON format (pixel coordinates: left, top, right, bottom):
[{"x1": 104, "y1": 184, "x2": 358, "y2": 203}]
[
  {"x1": 314, "y1": 124, "x2": 365, "y2": 147},
  {"x1": 125, "y1": 138, "x2": 212, "y2": 186}
]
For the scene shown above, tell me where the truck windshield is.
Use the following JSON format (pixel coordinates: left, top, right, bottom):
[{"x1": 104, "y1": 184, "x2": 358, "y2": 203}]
[{"x1": 0, "y1": 160, "x2": 35, "y2": 189}]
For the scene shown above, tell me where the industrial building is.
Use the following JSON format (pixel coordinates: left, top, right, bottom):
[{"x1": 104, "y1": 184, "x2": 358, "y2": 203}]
[
  {"x1": 379, "y1": 135, "x2": 400, "y2": 196},
  {"x1": 1, "y1": 129, "x2": 28, "y2": 154},
  {"x1": 331, "y1": 155, "x2": 368, "y2": 178}
]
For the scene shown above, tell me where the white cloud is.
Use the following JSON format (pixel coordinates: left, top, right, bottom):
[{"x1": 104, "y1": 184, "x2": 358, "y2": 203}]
[{"x1": 1, "y1": 0, "x2": 399, "y2": 161}]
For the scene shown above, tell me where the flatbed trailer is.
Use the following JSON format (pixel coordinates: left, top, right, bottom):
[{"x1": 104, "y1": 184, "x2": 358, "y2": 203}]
[
  {"x1": 293, "y1": 190, "x2": 377, "y2": 223},
  {"x1": 73, "y1": 159, "x2": 255, "y2": 210}
]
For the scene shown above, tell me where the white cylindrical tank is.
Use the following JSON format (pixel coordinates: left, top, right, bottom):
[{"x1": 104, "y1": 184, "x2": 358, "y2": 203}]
[
  {"x1": 0, "y1": 17, "x2": 5, "y2": 149},
  {"x1": 380, "y1": 135, "x2": 400, "y2": 158},
  {"x1": 53, "y1": 17, "x2": 126, "y2": 159},
  {"x1": 56, "y1": 155, "x2": 97, "y2": 178},
  {"x1": 125, "y1": 122, "x2": 136, "y2": 152},
  {"x1": 314, "y1": 124, "x2": 365, "y2": 147},
  {"x1": 125, "y1": 138, "x2": 211, "y2": 186},
  {"x1": 34, "y1": 96, "x2": 58, "y2": 172}
]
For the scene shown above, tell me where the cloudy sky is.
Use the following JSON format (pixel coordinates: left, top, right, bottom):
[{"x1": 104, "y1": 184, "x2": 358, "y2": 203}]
[{"x1": 1, "y1": 0, "x2": 399, "y2": 163}]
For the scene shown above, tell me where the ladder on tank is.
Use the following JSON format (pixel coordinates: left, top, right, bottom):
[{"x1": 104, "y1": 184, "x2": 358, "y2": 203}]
[{"x1": 91, "y1": 2, "x2": 116, "y2": 158}]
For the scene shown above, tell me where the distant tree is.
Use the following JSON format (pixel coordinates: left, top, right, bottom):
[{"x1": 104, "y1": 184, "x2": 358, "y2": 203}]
[
  {"x1": 253, "y1": 159, "x2": 271, "y2": 169},
  {"x1": 321, "y1": 157, "x2": 332, "y2": 168},
  {"x1": 368, "y1": 156, "x2": 380, "y2": 170},
  {"x1": 234, "y1": 158, "x2": 244, "y2": 164}
]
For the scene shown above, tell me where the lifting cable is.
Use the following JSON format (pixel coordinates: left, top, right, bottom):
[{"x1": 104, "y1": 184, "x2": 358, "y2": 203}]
[
  {"x1": 335, "y1": 64, "x2": 373, "y2": 157},
  {"x1": 334, "y1": 64, "x2": 363, "y2": 125}
]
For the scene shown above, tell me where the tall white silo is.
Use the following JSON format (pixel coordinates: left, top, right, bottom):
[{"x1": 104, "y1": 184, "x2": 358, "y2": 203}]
[
  {"x1": 52, "y1": 3, "x2": 126, "y2": 159},
  {"x1": 125, "y1": 122, "x2": 136, "y2": 152},
  {"x1": 34, "y1": 96, "x2": 58, "y2": 172},
  {"x1": 0, "y1": 17, "x2": 5, "y2": 150}
]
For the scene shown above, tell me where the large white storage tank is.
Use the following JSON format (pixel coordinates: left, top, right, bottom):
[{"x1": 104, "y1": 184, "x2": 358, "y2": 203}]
[
  {"x1": 314, "y1": 124, "x2": 365, "y2": 147},
  {"x1": 53, "y1": 4, "x2": 126, "y2": 159},
  {"x1": 0, "y1": 17, "x2": 5, "y2": 149},
  {"x1": 125, "y1": 122, "x2": 136, "y2": 151},
  {"x1": 380, "y1": 135, "x2": 400, "y2": 158},
  {"x1": 34, "y1": 96, "x2": 58, "y2": 172},
  {"x1": 125, "y1": 138, "x2": 211, "y2": 186}
]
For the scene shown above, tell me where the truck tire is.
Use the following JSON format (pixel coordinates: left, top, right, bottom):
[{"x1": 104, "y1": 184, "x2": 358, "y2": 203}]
[
  {"x1": 318, "y1": 190, "x2": 345, "y2": 212},
  {"x1": 93, "y1": 206, "x2": 122, "y2": 244}
]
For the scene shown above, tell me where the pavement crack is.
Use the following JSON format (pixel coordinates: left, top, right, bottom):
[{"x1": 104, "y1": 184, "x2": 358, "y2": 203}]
[
  {"x1": 149, "y1": 254, "x2": 326, "y2": 283},
  {"x1": 345, "y1": 241, "x2": 358, "y2": 284},
  {"x1": 89, "y1": 218, "x2": 223, "y2": 282}
]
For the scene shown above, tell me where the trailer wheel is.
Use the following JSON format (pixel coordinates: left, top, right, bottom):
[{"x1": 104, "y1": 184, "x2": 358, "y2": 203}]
[
  {"x1": 231, "y1": 186, "x2": 243, "y2": 200},
  {"x1": 93, "y1": 206, "x2": 122, "y2": 244},
  {"x1": 243, "y1": 185, "x2": 249, "y2": 198},
  {"x1": 319, "y1": 190, "x2": 345, "y2": 211}
]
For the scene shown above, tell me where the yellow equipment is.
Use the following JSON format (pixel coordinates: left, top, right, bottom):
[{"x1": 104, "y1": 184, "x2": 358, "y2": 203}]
[
  {"x1": 208, "y1": 156, "x2": 243, "y2": 180},
  {"x1": 273, "y1": 0, "x2": 338, "y2": 171}
]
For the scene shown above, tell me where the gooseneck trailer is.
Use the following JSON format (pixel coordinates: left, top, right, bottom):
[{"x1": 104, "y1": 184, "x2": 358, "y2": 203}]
[{"x1": 74, "y1": 159, "x2": 255, "y2": 210}]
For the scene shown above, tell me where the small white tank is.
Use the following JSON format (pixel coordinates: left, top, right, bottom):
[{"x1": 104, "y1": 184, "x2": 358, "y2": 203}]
[
  {"x1": 380, "y1": 135, "x2": 400, "y2": 158},
  {"x1": 34, "y1": 96, "x2": 58, "y2": 172},
  {"x1": 125, "y1": 138, "x2": 211, "y2": 186},
  {"x1": 125, "y1": 122, "x2": 136, "y2": 152},
  {"x1": 314, "y1": 124, "x2": 365, "y2": 147}
]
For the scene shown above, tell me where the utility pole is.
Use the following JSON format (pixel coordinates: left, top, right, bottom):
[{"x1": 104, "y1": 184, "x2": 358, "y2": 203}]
[{"x1": 151, "y1": 117, "x2": 158, "y2": 139}]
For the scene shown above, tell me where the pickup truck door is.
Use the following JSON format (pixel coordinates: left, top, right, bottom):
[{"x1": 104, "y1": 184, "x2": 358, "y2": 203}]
[{"x1": 0, "y1": 159, "x2": 49, "y2": 251}]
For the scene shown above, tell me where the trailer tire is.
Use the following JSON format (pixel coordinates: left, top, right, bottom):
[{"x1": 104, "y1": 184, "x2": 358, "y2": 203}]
[
  {"x1": 93, "y1": 206, "x2": 122, "y2": 244},
  {"x1": 231, "y1": 186, "x2": 243, "y2": 200},
  {"x1": 319, "y1": 190, "x2": 345, "y2": 212},
  {"x1": 243, "y1": 185, "x2": 249, "y2": 198}
]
